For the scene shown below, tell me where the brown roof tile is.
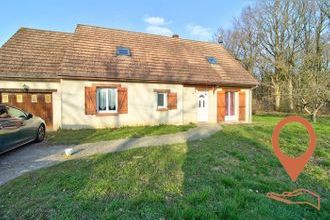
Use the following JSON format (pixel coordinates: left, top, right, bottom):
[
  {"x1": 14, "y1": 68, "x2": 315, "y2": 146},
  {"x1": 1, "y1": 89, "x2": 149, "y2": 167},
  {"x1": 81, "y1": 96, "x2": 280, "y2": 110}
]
[
  {"x1": 0, "y1": 25, "x2": 258, "y2": 86},
  {"x1": 0, "y1": 28, "x2": 72, "y2": 79}
]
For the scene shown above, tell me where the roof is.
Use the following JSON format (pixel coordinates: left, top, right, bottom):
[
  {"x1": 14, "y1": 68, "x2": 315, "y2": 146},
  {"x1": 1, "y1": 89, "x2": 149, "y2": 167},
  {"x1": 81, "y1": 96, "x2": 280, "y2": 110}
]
[
  {"x1": 0, "y1": 24, "x2": 258, "y2": 87},
  {"x1": 0, "y1": 28, "x2": 72, "y2": 79}
]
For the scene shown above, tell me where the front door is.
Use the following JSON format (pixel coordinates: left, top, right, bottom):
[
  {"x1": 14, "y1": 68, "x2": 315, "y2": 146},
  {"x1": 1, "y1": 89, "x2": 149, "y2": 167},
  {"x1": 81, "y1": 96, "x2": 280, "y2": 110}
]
[{"x1": 197, "y1": 91, "x2": 208, "y2": 122}]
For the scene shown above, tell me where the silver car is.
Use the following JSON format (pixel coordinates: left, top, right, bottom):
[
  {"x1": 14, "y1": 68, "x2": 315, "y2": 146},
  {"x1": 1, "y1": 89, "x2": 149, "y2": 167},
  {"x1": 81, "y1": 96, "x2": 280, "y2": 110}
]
[{"x1": 0, "y1": 104, "x2": 46, "y2": 154}]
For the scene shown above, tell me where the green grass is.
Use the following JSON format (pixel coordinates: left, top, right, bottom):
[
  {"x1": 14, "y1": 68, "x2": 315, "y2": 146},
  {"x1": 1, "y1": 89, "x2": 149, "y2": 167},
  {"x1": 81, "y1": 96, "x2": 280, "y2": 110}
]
[
  {"x1": 279, "y1": 122, "x2": 310, "y2": 157},
  {"x1": 46, "y1": 123, "x2": 196, "y2": 145},
  {"x1": 0, "y1": 115, "x2": 329, "y2": 219}
]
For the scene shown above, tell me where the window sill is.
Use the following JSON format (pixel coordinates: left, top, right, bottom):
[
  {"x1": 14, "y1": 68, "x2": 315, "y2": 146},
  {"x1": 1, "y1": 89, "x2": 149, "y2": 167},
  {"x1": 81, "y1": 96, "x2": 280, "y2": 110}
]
[
  {"x1": 157, "y1": 108, "x2": 168, "y2": 111},
  {"x1": 96, "y1": 112, "x2": 119, "y2": 116}
]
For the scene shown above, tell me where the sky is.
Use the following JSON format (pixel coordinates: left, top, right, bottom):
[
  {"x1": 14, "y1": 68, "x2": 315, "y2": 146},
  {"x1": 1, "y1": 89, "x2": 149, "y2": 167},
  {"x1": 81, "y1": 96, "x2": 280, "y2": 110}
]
[{"x1": 0, "y1": 0, "x2": 254, "y2": 46}]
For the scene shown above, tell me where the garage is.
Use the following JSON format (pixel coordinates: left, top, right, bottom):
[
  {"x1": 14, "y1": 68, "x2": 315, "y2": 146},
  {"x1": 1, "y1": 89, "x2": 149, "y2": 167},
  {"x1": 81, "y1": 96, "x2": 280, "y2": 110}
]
[{"x1": 0, "y1": 89, "x2": 54, "y2": 129}]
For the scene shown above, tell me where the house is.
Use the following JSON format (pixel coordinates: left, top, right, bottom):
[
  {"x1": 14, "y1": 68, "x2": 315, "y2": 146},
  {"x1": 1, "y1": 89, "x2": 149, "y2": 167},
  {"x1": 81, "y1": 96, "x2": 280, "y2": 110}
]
[{"x1": 0, "y1": 24, "x2": 258, "y2": 130}]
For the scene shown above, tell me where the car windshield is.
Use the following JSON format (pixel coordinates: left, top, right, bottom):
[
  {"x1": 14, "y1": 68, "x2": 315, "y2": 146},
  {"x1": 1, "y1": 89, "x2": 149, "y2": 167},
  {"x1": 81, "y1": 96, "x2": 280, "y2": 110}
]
[{"x1": 7, "y1": 107, "x2": 26, "y2": 119}]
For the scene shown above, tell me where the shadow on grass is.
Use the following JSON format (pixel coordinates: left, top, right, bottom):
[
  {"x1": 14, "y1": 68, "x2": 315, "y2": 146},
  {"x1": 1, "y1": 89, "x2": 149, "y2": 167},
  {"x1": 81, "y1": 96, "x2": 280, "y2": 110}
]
[
  {"x1": 176, "y1": 126, "x2": 329, "y2": 219},
  {"x1": 0, "y1": 121, "x2": 329, "y2": 219}
]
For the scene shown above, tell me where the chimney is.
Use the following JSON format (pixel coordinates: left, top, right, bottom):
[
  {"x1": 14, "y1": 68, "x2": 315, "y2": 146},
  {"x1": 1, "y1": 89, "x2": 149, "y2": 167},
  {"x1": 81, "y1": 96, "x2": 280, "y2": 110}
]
[
  {"x1": 172, "y1": 34, "x2": 179, "y2": 38},
  {"x1": 217, "y1": 37, "x2": 224, "y2": 44}
]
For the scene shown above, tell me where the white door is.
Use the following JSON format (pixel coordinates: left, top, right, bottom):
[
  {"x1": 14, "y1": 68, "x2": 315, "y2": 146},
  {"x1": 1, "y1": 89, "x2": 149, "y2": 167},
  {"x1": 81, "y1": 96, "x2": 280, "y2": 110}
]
[{"x1": 197, "y1": 92, "x2": 208, "y2": 122}]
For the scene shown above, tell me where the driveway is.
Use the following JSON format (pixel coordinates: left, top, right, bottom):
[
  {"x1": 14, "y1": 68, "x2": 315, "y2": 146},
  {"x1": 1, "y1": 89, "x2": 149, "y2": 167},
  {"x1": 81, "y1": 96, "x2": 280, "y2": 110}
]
[{"x1": 0, "y1": 123, "x2": 221, "y2": 185}]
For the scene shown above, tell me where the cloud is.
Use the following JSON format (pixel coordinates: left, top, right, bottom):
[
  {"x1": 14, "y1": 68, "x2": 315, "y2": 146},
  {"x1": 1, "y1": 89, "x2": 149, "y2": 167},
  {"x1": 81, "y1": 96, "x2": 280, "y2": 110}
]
[
  {"x1": 186, "y1": 25, "x2": 212, "y2": 41},
  {"x1": 144, "y1": 15, "x2": 173, "y2": 36},
  {"x1": 146, "y1": 26, "x2": 173, "y2": 36},
  {"x1": 144, "y1": 16, "x2": 166, "y2": 26}
]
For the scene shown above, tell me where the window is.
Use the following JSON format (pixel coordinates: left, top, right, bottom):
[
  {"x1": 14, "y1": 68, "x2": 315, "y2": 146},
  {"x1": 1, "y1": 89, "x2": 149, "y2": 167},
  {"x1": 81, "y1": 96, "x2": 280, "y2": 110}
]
[
  {"x1": 198, "y1": 94, "x2": 206, "y2": 108},
  {"x1": 0, "y1": 105, "x2": 10, "y2": 118},
  {"x1": 1, "y1": 94, "x2": 8, "y2": 103},
  {"x1": 7, "y1": 106, "x2": 26, "y2": 119},
  {"x1": 206, "y1": 56, "x2": 218, "y2": 64},
  {"x1": 157, "y1": 92, "x2": 167, "y2": 108},
  {"x1": 116, "y1": 47, "x2": 131, "y2": 56},
  {"x1": 31, "y1": 94, "x2": 38, "y2": 103},
  {"x1": 225, "y1": 92, "x2": 235, "y2": 116},
  {"x1": 16, "y1": 94, "x2": 23, "y2": 103},
  {"x1": 97, "y1": 88, "x2": 118, "y2": 113},
  {"x1": 45, "y1": 94, "x2": 51, "y2": 103}
]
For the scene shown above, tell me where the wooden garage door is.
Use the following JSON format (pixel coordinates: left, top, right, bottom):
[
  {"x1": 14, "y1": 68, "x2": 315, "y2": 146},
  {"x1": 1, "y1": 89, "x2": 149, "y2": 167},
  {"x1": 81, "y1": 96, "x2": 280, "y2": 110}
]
[{"x1": 0, "y1": 93, "x2": 53, "y2": 128}]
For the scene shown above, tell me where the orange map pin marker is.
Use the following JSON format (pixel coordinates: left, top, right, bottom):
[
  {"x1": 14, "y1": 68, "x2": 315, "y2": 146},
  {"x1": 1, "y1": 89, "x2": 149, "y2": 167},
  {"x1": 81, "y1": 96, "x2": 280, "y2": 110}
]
[{"x1": 272, "y1": 116, "x2": 317, "y2": 181}]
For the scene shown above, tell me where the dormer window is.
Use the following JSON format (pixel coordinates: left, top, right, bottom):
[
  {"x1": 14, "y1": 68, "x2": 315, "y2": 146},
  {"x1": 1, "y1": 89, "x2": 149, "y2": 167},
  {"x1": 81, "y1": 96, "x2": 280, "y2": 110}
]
[
  {"x1": 206, "y1": 56, "x2": 218, "y2": 64},
  {"x1": 116, "y1": 47, "x2": 131, "y2": 56}
]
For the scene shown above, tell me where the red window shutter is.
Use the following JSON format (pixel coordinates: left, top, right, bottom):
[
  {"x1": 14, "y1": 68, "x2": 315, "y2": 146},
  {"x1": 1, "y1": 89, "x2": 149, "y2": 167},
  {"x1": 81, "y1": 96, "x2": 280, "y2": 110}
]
[
  {"x1": 118, "y1": 87, "x2": 128, "y2": 114},
  {"x1": 239, "y1": 91, "x2": 246, "y2": 121},
  {"x1": 217, "y1": 91, "x2": 226, "y2": 122},
  {"x1": 167, "y1": 92, "x2": 177, "y2": 110},
  {"x1": 85, "y1": 86, "x2": 97, "y2": 115}
]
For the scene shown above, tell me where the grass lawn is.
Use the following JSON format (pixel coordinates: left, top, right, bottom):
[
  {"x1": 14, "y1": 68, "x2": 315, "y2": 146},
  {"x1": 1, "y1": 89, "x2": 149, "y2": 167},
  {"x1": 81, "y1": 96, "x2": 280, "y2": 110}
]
[
  {"x1": 46, "y1": 123, "x2": 196, "y2": 145},
  {"x1": 0, "y1": 115, "x2": 329, "y2": 219}
]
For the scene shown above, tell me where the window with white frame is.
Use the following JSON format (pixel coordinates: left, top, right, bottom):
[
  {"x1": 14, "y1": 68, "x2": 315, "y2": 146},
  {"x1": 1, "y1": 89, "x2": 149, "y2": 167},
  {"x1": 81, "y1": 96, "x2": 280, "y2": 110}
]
[
  {"x1": 97, "y1": 88, "x2": 118, "y2": 113},
  {"x1": 116, "y1": 47, "x2": 131, "y2": 56},
  {"x1": 157, "y1": 92, "x2": 167, "y2": 108}
]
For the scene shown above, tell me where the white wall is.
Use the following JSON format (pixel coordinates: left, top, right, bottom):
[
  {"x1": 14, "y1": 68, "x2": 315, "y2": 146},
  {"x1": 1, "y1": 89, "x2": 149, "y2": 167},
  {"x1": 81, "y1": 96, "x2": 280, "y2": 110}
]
[
  {"x1": 60, "y1": 80, "x2": 184, "y2": 129},
  {"x1": 0, "y1": 79, "x2": 253, "y2": 130},
  {"x1": 60, "y1": 82, "x2": 253, "y2": 128},
  {"x1": 240, "y1": 88, "x2": 252, "y2": 123},
  {"x1": 182, "y1": 86, "x2": 222, "y2": 124},
  {"x1": 208, "y1": 88, "x2": 219, "y2": 123},
  {"x1": 182, "y1": 86, "x2": 197, "y2": 123}
]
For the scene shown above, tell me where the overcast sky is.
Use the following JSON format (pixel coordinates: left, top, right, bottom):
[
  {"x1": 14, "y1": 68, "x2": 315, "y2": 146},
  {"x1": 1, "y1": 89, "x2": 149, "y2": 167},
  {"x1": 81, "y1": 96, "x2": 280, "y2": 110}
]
[{"x1": 0, "y1": 0, "x2": 254, "y2": 46}]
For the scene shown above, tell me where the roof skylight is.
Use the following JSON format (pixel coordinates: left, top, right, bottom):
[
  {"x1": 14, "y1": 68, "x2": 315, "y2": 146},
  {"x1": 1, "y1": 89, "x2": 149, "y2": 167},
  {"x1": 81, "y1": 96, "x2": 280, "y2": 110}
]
[
  {"x1": 116, "y1": 47, "x2": 131, "y2": 56},
  {"x1": 206, "y1": 56, "x2": 218, "y2": 64}
]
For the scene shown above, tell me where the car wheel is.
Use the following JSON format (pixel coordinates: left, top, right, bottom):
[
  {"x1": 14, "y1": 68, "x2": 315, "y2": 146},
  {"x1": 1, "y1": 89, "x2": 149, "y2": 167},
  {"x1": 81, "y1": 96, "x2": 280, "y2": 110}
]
[{"x1": 35, "y1": 124, "x2": 45, "y2": 142}]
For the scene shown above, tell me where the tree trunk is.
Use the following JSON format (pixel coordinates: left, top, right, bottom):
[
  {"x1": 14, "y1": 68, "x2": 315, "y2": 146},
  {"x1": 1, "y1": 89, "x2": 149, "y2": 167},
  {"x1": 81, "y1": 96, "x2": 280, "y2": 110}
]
[
  {"x1": 310, "y1": 103, "x2": 324, "y2": 123},
  {"x1": 311, "y1": 112, "x2": 317, "y2": 123},
  {"x1": 274, "y1": 84, "x2": 281, "y2": 111},
  {"x1": 288, "y1": 78, "x2": 294, "y2": 112}
]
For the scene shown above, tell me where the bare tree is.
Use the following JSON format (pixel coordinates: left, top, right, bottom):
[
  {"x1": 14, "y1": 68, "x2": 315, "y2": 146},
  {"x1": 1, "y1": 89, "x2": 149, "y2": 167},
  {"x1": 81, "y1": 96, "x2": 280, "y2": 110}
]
[
  {"x1": 296, "y1": 2, "x2": 330, "y2": 122},
  {"x1": 255, "y1": 0, "x2": 310, "y2": 111},
  {"x1": 215, "y1": 0, "x2": 329, "y2": 120},
  {"x1": 215, "y1": 6, "x2": 260, "y2": 77}
]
